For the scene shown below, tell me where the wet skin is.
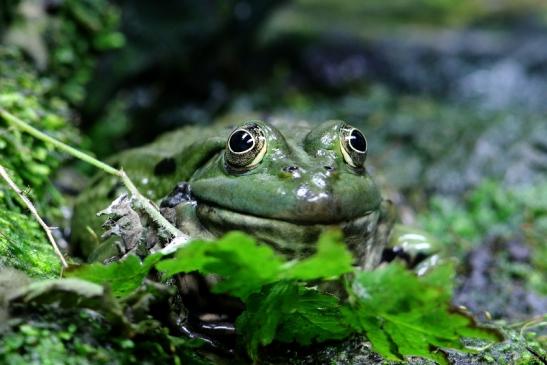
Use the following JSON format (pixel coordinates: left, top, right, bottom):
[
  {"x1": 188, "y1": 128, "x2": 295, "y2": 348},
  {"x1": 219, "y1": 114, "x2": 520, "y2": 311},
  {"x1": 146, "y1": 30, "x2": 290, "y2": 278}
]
[
  {"x1": 72, "y1": 118, "x2": 438, "y2": 267},
  {"x1": 71, "y1": 118, "x2": 440, "y2": 348}
]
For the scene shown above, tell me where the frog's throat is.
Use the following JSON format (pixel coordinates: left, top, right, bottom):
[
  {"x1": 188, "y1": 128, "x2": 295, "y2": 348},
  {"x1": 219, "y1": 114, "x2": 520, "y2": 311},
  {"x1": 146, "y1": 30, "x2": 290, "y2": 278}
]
[{"x1": 195, "y1": 203, "x2": 384, "y2": 267}]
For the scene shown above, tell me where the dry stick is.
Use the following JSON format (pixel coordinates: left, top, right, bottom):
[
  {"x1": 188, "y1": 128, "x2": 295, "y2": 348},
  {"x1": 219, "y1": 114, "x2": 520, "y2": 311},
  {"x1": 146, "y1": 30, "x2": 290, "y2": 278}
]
[
  {"x1": 0, "y1": 108, "x2": 189, "y2": 246},
  {"x1": 0, "y1": 165, "x2": 68, "y2": 268}
]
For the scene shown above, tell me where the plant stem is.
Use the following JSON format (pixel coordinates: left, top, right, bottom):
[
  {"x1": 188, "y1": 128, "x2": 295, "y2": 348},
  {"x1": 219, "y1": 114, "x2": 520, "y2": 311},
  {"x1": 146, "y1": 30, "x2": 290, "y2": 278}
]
[
  {"x1": 0, "y1": 165, "x2": 68, "y2": 269},
  {"x1": 0, "y1": 108, "x2": 120, "y2": 176},
  {"x1": 0, "y1": 108, "x2": 189, "y2": 245}
]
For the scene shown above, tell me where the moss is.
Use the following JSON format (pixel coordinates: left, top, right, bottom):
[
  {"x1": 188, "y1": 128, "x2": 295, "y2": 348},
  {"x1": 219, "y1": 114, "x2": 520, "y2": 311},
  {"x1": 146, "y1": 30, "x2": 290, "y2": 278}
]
[
  {"x1": 0, "y1": 0, "x2": 123, "y2": 278},
  {"x1": 262, "y1": 327, "x2": 546, "y2": 365},
  {"x1": 0, "y1": 47, "x2": 74, "y2": 278},
  {"x1": 0, "y1": 308, "x2": 212, "y2": 365},
  {"x1": 0, "y1": 47, "x2": 76, "y2": 209},
  {"x1": 0, "y1": 312, "x2": 136, "y2": 365},
  {"x1": 0, "y1": 209, "x2": 61, "y2": 278}
]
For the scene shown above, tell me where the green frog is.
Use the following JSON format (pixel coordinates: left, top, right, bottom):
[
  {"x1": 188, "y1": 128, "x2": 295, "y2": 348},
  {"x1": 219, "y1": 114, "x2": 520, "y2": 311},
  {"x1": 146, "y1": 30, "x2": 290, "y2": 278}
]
[
  {"x1": 72, "y1": 118, "x2": 440, "y2": 346},
  {"x1": 72, "y1": 118, "x2": 438, "y2": 268}
]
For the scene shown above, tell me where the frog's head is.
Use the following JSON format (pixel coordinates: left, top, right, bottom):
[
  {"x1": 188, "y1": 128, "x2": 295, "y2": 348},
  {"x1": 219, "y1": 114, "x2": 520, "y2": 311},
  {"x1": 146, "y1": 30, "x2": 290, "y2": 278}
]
[{"x1": 189, "y1": 120, "x2": 385, "y2": 262}]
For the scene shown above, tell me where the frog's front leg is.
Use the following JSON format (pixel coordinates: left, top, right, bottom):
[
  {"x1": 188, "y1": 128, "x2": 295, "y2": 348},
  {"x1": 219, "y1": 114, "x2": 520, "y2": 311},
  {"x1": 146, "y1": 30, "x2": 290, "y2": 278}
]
[
  {"x1": 160, "y1": 182, "x2": 214, "y2": 241},
  {"x1": 161, "y1": 183, "x2": 240, "y2": 348},
  {"x1": 382, "y1": 224, "x2": 444, "y2": 275}
]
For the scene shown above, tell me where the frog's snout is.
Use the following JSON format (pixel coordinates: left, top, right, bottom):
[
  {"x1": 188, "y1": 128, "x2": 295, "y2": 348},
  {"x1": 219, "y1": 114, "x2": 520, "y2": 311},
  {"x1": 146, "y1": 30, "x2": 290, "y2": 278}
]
[
  {"x1": 286, "y1": 168, "x2": 347, "y2": 222},
  {"x1": 292, "y1": 187, "x2": 343, "y2": 222}
]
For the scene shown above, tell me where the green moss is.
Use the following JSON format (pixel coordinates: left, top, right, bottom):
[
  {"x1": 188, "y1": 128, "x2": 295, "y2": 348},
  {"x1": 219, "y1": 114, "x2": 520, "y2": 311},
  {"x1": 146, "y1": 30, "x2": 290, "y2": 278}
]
[
  {"x1": 0, "y1": 47, "x2": 74, "y2": 278},
  {"x1": 0, "y1": 47, "x2": 76, "y2": 208},
  {"x1": 0, "y1": 306, "x2": 212, "y2": 365},
  {"x1": 0, "y1": 209, "x2": 61, "y2": 278},
  {"x1": 0, "y1": 0, "x2": 123, "y2": 278},
  {"x1": 1, "y1": 312, "x2": 139, "y2": 365}
]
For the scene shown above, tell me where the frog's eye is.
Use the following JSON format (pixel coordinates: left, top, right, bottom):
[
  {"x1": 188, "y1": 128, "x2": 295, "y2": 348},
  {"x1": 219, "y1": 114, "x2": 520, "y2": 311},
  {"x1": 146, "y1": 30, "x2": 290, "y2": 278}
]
[
  {"x1": 339, "y1": 125, "x2": 367, "y2": 168},
  {"x1": 225, "y1": 123, "x2": 267, "y2": 169}
]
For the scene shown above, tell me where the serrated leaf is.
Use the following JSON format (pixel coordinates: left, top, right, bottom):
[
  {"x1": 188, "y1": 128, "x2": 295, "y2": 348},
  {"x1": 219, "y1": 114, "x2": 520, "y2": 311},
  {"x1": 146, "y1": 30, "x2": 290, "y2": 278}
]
[
  {"x1": 275, "y1": 286, "x2": 352, "y2": 345},
  {"x1": 153, "y1": 240, "x2": 211, "y2": 276},
  {"x1": 157, "y1": 230, "x2": 353, "y2": 300},
  {"x1": 236, "y1": 282, "x2": 351, "y2": 359},
  {"x1": 6, "y1": 277, "x2": 128, "y2": 328},
  {"x1": 66, "y1": 230, "x2": 353, "y2": 302},
  {"x1": 350, "y1": 263, "x2": 502, "y2": 364},
  {"x1": 156, "y1": 232, "x2": 284, "y2": 299},
  {"x1": 282, "y1": 230, "x2": 353, "y2": 281},
  {"x1": 350, "y1": 314, "x2": 402, "y2": 361},
  {"x1": 64, "y1": 253, "x2": 162, "y2": 298}
]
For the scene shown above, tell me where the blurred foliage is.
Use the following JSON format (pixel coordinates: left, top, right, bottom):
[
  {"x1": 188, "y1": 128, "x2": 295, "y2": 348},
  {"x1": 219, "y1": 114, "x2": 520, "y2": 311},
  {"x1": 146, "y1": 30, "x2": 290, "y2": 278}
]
[
  {"x1": 81, "y1": 0, "x2": 288, "y2": 155},
  {"x1": 44, "y1": 0, "x2": 124, "y2": 105},
  {"x1": 265, "y1": 0, "x2": 547, "y2": 38},
  {"x1": 419, "y1": 181, "x2": 547, "y2": 295},
  {"x1": 0, "y1": 47, "x2": 75, "y2": 206},
  {"x1": 0, "y1": 0, "x2": 21, "y2": 35}
]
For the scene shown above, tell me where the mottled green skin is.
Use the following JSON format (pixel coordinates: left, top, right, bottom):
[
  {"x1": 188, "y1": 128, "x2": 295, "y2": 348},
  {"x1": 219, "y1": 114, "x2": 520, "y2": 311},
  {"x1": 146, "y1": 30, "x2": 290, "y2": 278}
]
[{"x1": 72, "y1": 118, "x2": 397, "y2": 268}]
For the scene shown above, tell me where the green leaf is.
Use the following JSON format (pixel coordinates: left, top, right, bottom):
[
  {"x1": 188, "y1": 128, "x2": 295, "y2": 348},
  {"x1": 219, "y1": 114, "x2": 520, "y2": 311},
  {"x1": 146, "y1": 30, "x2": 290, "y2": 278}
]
[
  {"x1": 64, "y1": 253, "x2": 162, "y2": 298},
  {"x1": 236, "y1": 282, "x2": 352, "y2": 359},
  {"x1": 6, "y1": 277, "x2": 129, "y2": 328},
  {"x1": 156, "y1": 232, "x2": 284, "y2": 299},
  {"x1": 153, "y1": 240, "x2": 211, "y2": 276},
  {"x1": 67, "y1": 230, "x2": 353, "y2": 302},
  {"x1": 236, "y1": 282, "x2": 294, "y2": 359},
  {"x1": 275, "y1": 286, "x2": 352, "y2": 345},
  {"x1": 350, "y1": 263, "x2": 502, "y2": 364},
  {"x1": 282, "y1": 230, "x2": 353, "y2": 281},
  {"x1": 156, "y1": 230, "x2": 354, "y2": 300}
]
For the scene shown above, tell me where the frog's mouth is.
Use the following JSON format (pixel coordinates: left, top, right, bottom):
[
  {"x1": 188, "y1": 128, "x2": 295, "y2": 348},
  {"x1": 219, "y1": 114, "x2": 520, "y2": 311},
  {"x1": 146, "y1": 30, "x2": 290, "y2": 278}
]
[{"x1": 195, "y1": 202, "x2": 381, "y2": 259}]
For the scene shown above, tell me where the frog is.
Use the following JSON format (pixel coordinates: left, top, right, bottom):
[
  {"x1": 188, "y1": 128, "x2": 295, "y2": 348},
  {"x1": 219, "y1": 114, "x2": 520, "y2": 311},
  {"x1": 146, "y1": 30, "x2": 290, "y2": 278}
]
[{"x1": 71, "y1": 117, "x2": 440, "y2": 346}]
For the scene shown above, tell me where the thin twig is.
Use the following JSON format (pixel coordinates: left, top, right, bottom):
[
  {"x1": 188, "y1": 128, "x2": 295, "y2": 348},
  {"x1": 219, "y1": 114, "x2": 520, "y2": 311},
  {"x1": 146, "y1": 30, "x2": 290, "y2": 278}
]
[
  {"x1": 0, "y1": 107, "x2": 190, "y2": 247},
  {"x1": 0, "y1": 165, "x2": 68, "y2": 268},
  {"x1": 0, "y1": 108, "x2": 119, "y2": 176}
]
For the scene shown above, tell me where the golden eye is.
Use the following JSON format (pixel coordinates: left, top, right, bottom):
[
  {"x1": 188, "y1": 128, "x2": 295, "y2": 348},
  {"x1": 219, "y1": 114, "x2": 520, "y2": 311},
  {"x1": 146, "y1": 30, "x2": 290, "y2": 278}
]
[
  {"x1": 339, "y1": 125, "x2": 367, "y2": 168},
  {"x1": 225, "y1": 123, "x2": 267, "y2": 169}
]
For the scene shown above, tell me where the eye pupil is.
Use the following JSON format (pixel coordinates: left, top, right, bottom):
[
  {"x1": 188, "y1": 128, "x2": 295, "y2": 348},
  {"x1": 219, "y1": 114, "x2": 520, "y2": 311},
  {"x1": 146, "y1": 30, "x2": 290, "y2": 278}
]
[
  {"x1": 229, "y1": 130, "x2": 254, "y2": 153},
  {"x1": 349, "y1": 129, "x2": 367, "y2": 153}
]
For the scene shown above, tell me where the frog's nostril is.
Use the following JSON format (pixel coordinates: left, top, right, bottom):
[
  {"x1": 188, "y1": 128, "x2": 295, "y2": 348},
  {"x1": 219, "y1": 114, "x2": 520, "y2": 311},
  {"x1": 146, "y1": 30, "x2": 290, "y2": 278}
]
[
  {"x1": 283, "y1": 166, "x2": 299, "y2": 173},
  {"x1": 324, "y1": 165, "x2": 335, "y2": 171}
]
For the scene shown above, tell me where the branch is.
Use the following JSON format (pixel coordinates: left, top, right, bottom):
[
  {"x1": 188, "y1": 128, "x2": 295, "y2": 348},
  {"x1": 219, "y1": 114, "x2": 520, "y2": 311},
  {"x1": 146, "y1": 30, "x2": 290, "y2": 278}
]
[
  {"x1": 0, "y1": 108, "x2": 190, "y2": 247},
  {"x1": 0, "y1": 165, "x2": 68, "y2": 268},
  {"x1": 0, "y1": 108, "x2": 119, "y2": 176}
]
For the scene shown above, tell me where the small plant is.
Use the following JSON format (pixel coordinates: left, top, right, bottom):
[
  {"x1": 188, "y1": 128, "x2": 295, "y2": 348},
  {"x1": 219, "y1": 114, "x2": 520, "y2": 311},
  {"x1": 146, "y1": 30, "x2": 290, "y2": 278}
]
[{"x1": 66, "y1": 231, "x2": 502, "y2": 364}]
